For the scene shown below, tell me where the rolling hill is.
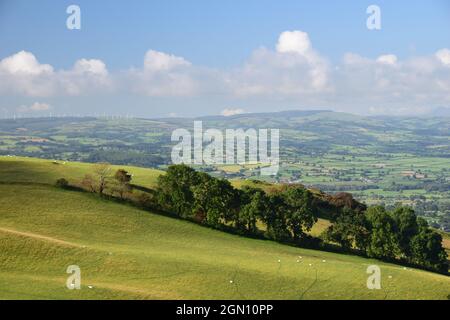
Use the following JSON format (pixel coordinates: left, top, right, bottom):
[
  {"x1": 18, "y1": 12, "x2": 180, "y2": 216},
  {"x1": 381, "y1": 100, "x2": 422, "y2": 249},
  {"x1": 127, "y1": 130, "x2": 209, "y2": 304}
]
[{"x1": 0, "y1": 156, "x2": 449, "y2": 299}]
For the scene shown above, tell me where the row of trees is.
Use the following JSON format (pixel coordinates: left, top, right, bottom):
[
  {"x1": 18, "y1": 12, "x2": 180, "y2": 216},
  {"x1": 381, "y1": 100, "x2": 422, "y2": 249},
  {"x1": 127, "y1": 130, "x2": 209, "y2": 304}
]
[
  {"x1": 79, "y1": 163, "x2": 132, "y2": 199},
  {"x1": 324, "y1": 206, "x2": 448, "y2": 272},
  {"x1": 59, "y1": 163, "x2": 447, "y2": 273},
  {"x1": 157, "y1": 165, "x2": 447, "y2": 273},
  {"x1": 156, "y1": 165, "x2": 317, "y2": 242}
]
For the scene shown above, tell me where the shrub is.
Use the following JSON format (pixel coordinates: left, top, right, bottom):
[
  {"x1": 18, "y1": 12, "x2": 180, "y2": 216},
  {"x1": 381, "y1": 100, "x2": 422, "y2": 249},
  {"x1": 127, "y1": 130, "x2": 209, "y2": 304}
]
[{"x1": 55, "y1": 178, "x2": 69, "y2": 189}]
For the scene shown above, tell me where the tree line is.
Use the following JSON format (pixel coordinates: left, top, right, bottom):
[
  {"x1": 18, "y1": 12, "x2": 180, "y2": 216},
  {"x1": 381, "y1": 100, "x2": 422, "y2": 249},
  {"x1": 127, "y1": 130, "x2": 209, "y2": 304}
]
[
  {"x1": 324, "y1": 206, "x2": 448, "y2": 272},
  {"x1": 58, "y1": 163, "x2": 448, "y2": 274}
]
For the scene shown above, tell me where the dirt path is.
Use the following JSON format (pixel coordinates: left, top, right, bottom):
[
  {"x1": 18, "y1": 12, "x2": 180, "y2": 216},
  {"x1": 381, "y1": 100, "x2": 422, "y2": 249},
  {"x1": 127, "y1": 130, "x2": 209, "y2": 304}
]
[{"x1": 0, "y1": 227, "x2": 82, "y2": 248}]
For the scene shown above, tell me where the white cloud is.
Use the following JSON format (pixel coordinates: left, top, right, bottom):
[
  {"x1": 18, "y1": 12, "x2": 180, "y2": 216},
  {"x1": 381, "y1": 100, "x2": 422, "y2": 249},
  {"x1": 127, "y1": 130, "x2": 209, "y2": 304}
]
[
  {"x1": 128, "y1": 49, "x2": 227, "y2": 97},
  {"x1": 0, "y1": 51, "x2": 111, "y2": 96},
  {"x1": 335, "y1": 49, "x2": 450, "y2": 113},
  {"x1": 144, "y1": 50, "x2": 191, "y2": 71},
  {"x1": 376, "y1": 54, "x2": 398, "y2": 65},
  {"x1": 229, "y1": 30, "x2": 330, "y2": 97},
  {"x1": 0, "y1": 51, "x2": 53, "y2": 75},
  {"x1": 0, "y1": 51, "x2": 55, "y2": 96},
  {"x1": 60, "y1": 59, "x2": 111, "y2": 95},
  {"x1": 436, "y1": 48, "x2": 450, "y2": 66},
  {"x1": 73, "y1": 59, "x2": 108, "y2": 76},
  {"x1": 221, "y1": 108, "x2": 245, "y2": 116},
  {"x1": 128, "y1": 50, "x2": 200, "y2": 96},
  {"x1": 1, "y1": 40, "x2": 450, "y2": 116},
  {"x1": 276, "y1": 31, "x2": 312, "y2": 55}
]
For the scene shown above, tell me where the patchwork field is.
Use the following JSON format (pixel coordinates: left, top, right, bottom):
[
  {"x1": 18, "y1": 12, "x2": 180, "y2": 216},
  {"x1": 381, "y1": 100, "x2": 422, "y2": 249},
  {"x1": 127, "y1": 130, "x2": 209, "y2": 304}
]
[{"x1": 1, "y1": 111, "x2": 448, "y2": 230}]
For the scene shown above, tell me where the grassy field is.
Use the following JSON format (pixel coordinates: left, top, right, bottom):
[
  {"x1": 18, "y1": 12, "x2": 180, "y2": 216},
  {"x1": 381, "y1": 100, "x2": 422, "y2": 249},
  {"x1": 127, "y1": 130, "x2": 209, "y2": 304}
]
[
  {"x1": 0, "y1": 156, "x2": 162, "y2": 189},
  {"x1": 0, "y1": 156, "x2": 449, "y2": 299}
]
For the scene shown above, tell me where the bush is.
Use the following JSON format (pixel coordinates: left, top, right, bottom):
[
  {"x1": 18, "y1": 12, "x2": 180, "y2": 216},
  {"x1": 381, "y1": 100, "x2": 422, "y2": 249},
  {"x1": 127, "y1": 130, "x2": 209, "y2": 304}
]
[
  {"x1": 55, "y1": 178, "x2": 69, "y2": 189},
  {"x1": 137, "y1": 192, "x2": 155, "y2": 209}
]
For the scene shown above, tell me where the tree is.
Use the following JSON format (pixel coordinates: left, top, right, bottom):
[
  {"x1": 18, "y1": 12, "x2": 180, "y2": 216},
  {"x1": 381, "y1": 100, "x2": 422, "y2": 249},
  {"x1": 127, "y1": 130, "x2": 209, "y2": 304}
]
[
  {"x1": 410, "y1": 218, "x2": 448, "y2": 272},
  {"x1": 282, "y1": 186, "x2": 317, "y2": 241},
  {"x1": 365, "y1": 206, "x2": 399, "y2": 260},
  {"x1": 237, "y1": 187, "x2": 267, "y2": 233},
  {"x1": 113, "y1": 169, "x2": 132, "y2": 199},
  {"x1": 410, "y1": 229, "x2": 448, "y2": 273},
  {"x1": 115, "y1": 169, "x2": 132, "y2": 184},
  {"x1": 191, "y1": 174, "x2": 239, "y2": 227},
  {"x1": 391, "y1": 206, "x2": 418, "y2": 258},
  {"x1": 156, "y1": 165, "x2": 200, "y2": 218},
  {"x1": 262, "y1": 193, "x2": 290, "y2": 241},
  {"x1": 81, "y1": 174, "x2": 96, "y2": 193},
  {"x1": 323, "y1": 203, "x2": 371, "y2": 252},
  {"x1": 324, "y1": 208, "x2": 363, "y2": 250},
  {"x1": 93, "y1": 162, "x2": 111, "y2": 195}
]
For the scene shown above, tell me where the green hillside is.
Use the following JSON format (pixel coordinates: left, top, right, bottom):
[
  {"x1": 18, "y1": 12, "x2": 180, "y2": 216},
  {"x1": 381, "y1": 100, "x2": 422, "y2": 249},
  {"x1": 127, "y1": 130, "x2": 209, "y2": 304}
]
[
  {"x1": 0, "y1": 157, "x2": 449, "y2": 299},
  {"x1": 0, "y1": 156, "x2": 162, "y2": 189}
]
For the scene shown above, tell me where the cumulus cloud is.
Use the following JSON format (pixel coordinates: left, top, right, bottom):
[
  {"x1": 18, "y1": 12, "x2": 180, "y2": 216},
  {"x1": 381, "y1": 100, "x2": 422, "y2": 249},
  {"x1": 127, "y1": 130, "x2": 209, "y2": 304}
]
[
  {"x1": 221, "y1": 108, "x2": 246, "y2": 116},
  {"x1": 0, "y1": 51, "x2": 53, "y2": 75},
  {"x1": 376, "y1": 54, "x2": 398, "y2": 66},
  {"x1": 60, "y1": 58, "x2": 111, "y2": 95},
  {"x1": 144, "y1": 50, "x2": 191, "y2": 71},
  {"x1": 128, "y1": 50, "x2": 202, "y2": 96},
  {"x1": 436, "y1": 48, "x2": 450, "y2": 66},
  {"x1": 335, "y1": 49, "x2": 450, "y2": 112},
  {"x1": 0, "y1": 51, "x2": 55, "y2": 96},
  {"x1": 276, "y1": 30, "x2": 312, "y2": 55},
  {"x1": 0, "y1": 51, "x2": 111, "y2": 96},
  {"x1": 228, "y1": 30, "x2": 330, "y2": 97},
  {"x1": 1, "y1": 38, "x2": 450, "y2": 116}
]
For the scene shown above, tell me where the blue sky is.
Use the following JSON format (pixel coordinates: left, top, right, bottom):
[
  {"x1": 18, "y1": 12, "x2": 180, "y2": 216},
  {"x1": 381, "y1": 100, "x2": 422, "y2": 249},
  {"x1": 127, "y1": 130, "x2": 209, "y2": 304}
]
[{"x1": 0, "y1": 0, "x2": 449, "y2": 117}]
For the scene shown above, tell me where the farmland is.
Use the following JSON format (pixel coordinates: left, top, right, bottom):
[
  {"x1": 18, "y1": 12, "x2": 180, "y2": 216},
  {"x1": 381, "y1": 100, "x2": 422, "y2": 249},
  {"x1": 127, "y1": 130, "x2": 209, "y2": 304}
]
[{"x1": 1, "y1": 110, "x2": 448, "y2": 230}]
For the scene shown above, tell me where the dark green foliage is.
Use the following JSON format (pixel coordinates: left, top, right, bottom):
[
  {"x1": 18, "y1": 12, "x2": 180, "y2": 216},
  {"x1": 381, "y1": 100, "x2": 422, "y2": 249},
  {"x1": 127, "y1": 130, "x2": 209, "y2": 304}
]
[
  {"x1": 156, "y1": 164, "x2": 447, "y2": 273},
  {"x1": 156, "y1": 165, "x2": 318, "y2": 243},
  {"x1": 282, "y1": 186, "x2": 317, "y2": 241},
  {"x1": 263, "y1": 193, "x2": 290, "y2": 241},
  {"x1": 156, "y1": 165, "x2": 200, "y2": 218},
  {"x1": 410, "y1": 219, "x2": 448, "y2": 273},
  {"x1": 391, "y1": 207, "x2": 418, "y2": 258},
  {"x1": 237, "y1": 187, "x2": 267, "y2": 233},
  {"x1": 191, "y1": 174, "x2": 239, "y2": 227},
  {"x1": 365, "y1": 206, "x2": 400, "y2": 260},
  {"x1": 324, "y1": 207, "x2": 369, "y2": 251},
  {"x1": 323, "y1": 204, "x2": 448, "y2": 272}
]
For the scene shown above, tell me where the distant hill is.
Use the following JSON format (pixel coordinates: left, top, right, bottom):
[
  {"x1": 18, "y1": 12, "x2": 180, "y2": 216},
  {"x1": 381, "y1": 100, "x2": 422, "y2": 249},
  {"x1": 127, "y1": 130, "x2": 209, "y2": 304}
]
[{"x1": 194, "y1": 109, "x2": 332, "y2": 121}]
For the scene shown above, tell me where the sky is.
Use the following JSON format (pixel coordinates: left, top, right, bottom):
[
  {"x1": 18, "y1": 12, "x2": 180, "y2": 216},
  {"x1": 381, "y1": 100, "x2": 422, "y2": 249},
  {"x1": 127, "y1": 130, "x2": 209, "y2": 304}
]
[{"x1": 0, "y1": 0, "x2": 449, "y2": 118}]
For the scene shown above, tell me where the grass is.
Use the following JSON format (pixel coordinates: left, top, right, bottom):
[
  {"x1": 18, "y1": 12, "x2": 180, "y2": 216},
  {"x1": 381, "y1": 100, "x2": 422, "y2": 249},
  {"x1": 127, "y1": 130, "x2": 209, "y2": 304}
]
[
  {"x1": 0, "y1": 156, "x2": 163, "y2": 189},
  {"x1": 0, "y1": 156, "x2": 449, "y2": 299},
  {"x1": 309, "y1": 218, "x2": 332, "y2": 238}
]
